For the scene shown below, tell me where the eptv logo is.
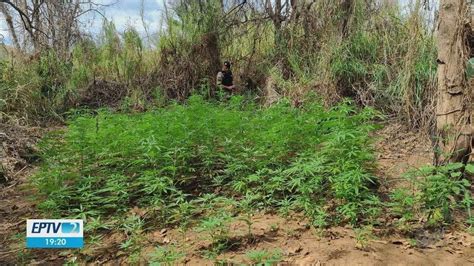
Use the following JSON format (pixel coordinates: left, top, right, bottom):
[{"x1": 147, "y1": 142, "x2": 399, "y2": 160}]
[
  {"x1": 27, "y1": 219, "x2": 83, "y2": 248},
  {"x1": 31, "y1": 221, "x2": 81, "y2": 234}
]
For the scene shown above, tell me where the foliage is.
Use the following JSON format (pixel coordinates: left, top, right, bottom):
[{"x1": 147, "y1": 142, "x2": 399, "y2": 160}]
[
  {"x1": 119, "y1": 215, "x2": 145, "y2": 262},
  {"x1": 309, "y1": 0, "x2": 436, "y2": 128},
  {"x1": 34, "y1": 96, "x2": 380, "y2": 230},
  {"x1": 149, "y1": 245, "x2": 185, "y2": 265},
  {"x1": 389, "y1": 163, "x2": 473, "y2": 227},
  {"x1": 196, "y1": 197, "x2": 235, "y2": 254},
  {"x1": 0, "y1": 1, "x2": 437, "y2": 129},
  {"x1": 354, "y1": 225, "x2": 374, "y2": 250},
  {"x1": 0, "y1": 22, "x2": 155, "y2": 123},
  {"x1": 245, "y1": 249, "x2": 283, "y2": 265},
  {"x1": 2, "y1": 0, "x2": 472, "y2": 263}
]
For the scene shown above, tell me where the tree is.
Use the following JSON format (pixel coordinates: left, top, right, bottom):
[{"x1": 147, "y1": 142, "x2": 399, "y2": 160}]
[
  {"x1": 0, "y1": 0, "x2": 108, "y2": 55},
  {"x1": 435, "y1": 0, "x2": 472, "y2": 164}
]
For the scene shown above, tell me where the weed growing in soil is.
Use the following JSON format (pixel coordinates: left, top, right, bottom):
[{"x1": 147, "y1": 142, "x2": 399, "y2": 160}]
[
  {"x1": 149, "y1": 245, "x2": 185, "y2": 265},
  {"x1": 389, "y1": 163, "x2": 473, "y2": 227},
  {"x1": 245, "y1": 249, "x2": 283, "y2": 264},
  {"x1": 120, "y1": 215, "x2": 145, "y2": 262},
  {"x1": 197, "y1": 209, "x2": 233, "y2": 254},
  {"x1": 34, "y1": 96, "x2": 380, "y2": 247},
  {"x1": 354, "y1": 225, "x2": 374, "y2": 250}
]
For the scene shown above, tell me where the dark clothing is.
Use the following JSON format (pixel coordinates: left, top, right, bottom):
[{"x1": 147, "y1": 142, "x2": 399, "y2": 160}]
[
  {"x1": 221, "y1": 70, "x2": 233, "y2": 86},
  {"x1": 216, "y1": 68, "x2": 236, "y2": 99}
]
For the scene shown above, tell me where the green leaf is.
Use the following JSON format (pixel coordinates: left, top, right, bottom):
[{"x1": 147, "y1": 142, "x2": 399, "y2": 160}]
[
  {"x1": 442, "y1": 163, "x2": 464, "y2": 172},
  {"x1": 450, "y1": 172, "x2": 462, "y2": 178},
  {"x1": 465, "y1": 164, "x2": 474, "y2": 174},
  {"x1": 467, "y1": 58, "x2": 474, "y2": 78}
]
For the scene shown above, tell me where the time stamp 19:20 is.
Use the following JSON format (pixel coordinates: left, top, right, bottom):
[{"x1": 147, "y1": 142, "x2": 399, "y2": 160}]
[{"x1": 44, "y1": 238, "x2": 68, "y2": 246}]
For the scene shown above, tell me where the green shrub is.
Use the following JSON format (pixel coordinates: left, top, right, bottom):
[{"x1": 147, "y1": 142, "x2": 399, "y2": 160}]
[{"x1": 390, "y1": 163, "x2": 473, "y2": 227}]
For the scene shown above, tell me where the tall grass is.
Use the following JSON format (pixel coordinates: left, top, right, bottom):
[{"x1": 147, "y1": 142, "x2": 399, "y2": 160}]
[
  {"x1": 271, "y1": 0, "x2": 437, "y2": 128},
  {"x1": 0, "y1": 23, "x2": 157, "y2": 123},
  {"x1": 0, "y1": 0, "x2": 437, "y2": 129}
]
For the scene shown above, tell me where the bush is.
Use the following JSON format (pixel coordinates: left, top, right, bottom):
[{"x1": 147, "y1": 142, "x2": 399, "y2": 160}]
[{"x1": 390, "y1": 163, "x2": 473, "y2": 227}]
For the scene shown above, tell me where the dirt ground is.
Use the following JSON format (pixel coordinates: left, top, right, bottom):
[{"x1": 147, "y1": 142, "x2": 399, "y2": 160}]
[
  {"x1": 0, "y1": 121, "x2": 473, "y2": 265},
  {"x1": 374, "y1": 122, "x2": 434, "y2": 192},
  {"x1": 142, "y1": 215, "x2": 472, "y2": 265}
]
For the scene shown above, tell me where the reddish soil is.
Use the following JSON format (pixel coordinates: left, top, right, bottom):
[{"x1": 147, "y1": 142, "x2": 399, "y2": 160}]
[
  {"x1": 374, "y1": 122, "x2": 433, "y2": 189},
  {"x1": 149, "y1": 215, "x2": 472, "y2": 265},
  {"x1": 0, "y1": 121, "x2": 473, "y2": 265}
]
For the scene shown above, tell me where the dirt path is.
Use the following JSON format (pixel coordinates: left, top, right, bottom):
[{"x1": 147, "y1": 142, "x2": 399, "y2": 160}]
[
  {"x1": 0, "y1": 123, "x2": 60, "y2": 264},
  {"x1": 0, "y1": 121, "x2": 473, "y2": 264},
  {"x1": 374, "y1": 122, "x2": 433, "y2": 188}
]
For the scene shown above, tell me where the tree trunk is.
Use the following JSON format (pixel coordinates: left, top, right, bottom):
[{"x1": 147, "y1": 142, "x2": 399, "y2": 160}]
[
  {"x1": 435, "y1": 0, "x2": 472, "y2": 164},
  {"x1": 340, "y1": 0, "x2": 354, "y2": 39}
]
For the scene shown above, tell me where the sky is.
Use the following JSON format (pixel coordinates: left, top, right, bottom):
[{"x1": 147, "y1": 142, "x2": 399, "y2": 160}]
[
  {"x1": 81, "y1": 0, "x2": 164, "y2": 36},
  {"x1": 0, "y1": 0, "x2": 435, "y2": 45},
  {"x1": 0, "y1": 0, "x2": 165, "y2": 44}
]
